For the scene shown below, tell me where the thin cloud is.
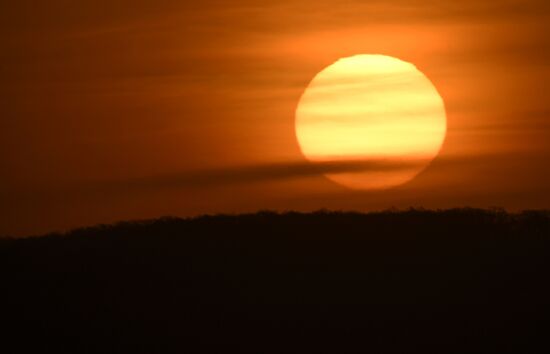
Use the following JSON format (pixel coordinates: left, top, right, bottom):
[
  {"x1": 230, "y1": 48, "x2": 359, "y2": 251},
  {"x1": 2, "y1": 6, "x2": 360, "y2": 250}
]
[
  {"x1": 93, "y1": 150, "x2": 531, "y2": 192},
  {"x1": 105, "y1": 154, "x2": 499, "y2": 191}
]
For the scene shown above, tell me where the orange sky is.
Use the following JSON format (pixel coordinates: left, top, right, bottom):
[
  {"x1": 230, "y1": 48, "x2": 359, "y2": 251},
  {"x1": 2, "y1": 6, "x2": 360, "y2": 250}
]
[{"x1": 1, "y1": 0, "x2": 550, "y2": 236}]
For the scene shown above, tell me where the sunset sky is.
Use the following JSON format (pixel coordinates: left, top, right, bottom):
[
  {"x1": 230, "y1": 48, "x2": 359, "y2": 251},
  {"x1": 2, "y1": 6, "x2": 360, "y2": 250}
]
[{"x1": 1, "y1": 0, "x2": 549, "y2": 236}]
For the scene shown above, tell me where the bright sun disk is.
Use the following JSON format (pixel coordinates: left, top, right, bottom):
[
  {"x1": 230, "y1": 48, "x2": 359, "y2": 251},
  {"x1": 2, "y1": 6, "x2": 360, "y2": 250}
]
[{"x1": 295, "y1": 54, "x2": 447, "y2": 190}]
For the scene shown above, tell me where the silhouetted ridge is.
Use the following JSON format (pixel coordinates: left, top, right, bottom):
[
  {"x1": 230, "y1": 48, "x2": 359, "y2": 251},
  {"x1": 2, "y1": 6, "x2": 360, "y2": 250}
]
[
  {"x1": 1, "y1": 209, "x2": 549, "y2": 354},
  {"x1": 4, "y1": 208, "x2": 549, "y2": 241}
]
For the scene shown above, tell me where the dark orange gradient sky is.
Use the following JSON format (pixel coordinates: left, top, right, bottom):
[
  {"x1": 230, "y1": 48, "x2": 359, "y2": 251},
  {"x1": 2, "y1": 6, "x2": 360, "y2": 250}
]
[{"x1": 1, "y1": 0, "x2": 550, "y2": 236}]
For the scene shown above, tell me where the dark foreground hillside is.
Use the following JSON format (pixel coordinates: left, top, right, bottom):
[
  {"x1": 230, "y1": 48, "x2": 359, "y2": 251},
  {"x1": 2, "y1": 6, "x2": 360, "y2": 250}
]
[{"x1": 2, "y1": 209, "x2": 550, "y2": 353}]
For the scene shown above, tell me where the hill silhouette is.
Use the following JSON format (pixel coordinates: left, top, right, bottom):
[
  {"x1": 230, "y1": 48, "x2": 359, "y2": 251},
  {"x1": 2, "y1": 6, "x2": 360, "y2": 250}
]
[{"x1": 2, "y1": 208, "x2": 549, "y2": 353}]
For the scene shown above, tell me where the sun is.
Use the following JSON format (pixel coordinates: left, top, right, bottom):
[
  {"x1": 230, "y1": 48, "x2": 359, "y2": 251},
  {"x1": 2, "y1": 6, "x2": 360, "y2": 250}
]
[{"x1": 295, "y1": 54, "x2": 447, "y2": 190}]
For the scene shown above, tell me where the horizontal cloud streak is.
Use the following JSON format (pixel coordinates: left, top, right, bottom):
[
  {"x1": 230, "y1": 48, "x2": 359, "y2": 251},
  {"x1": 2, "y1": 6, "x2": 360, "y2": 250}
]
[
  {"x1": 145, "y1": 159, "x2": 427, "y2": 188},
  {"x1": 101, "y1": 153, "x2": 507, "y2": 191}
]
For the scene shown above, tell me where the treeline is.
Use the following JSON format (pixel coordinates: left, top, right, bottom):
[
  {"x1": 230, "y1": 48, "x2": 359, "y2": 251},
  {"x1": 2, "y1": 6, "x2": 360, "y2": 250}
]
[{"x1": 1, "y1": 208, "x2": 549, "y2": 353}]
